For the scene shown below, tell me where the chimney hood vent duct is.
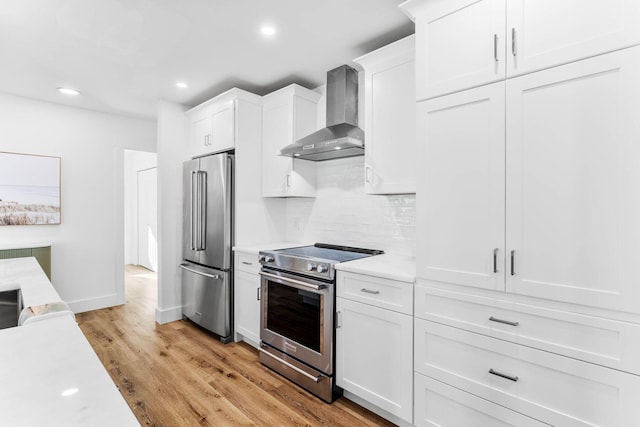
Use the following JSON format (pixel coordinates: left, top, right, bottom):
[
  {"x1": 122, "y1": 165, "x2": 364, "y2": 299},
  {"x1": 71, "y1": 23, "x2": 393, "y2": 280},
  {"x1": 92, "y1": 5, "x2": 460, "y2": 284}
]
[{"x1": 280, "y1": 65, "x2": 364, "y2": 161}]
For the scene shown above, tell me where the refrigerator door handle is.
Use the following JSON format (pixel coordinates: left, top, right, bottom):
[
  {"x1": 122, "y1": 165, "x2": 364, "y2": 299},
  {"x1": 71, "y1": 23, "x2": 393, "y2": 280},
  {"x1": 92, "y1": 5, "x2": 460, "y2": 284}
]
[
  {"x1": 179, "y1": 263, "x2": 221, "y2": 280},
  {"x1": 190, "y1": 171, "x2": 197, "y2": 251},
  {"x1": 198, "y1": 170, "x2": 207, "y2": 251}
]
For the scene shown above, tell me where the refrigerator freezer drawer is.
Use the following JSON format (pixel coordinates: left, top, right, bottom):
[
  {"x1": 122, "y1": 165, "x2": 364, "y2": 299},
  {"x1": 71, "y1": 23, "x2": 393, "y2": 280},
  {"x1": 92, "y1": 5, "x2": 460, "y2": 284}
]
[{"x1": 180, "y1": 262, "x2": 232, "y2": 341}]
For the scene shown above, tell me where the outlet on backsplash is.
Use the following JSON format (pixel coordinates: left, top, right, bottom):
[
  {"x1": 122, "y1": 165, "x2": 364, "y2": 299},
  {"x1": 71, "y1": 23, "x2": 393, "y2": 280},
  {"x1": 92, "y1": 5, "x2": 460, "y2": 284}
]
[{"x1": 285, "y1": 156, "x2": 416, "y2": 257}]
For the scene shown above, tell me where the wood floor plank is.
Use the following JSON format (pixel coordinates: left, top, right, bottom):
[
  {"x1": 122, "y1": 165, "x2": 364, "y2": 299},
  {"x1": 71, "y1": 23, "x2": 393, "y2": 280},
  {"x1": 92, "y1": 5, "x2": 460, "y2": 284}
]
[{"x1": 76, "y1": 265, "x2": 396, "y2": 427}]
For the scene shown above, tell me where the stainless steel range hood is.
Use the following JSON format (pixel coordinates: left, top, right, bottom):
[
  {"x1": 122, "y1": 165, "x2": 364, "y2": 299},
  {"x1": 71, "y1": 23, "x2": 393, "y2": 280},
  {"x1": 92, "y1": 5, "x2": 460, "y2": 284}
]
[{"x1": 280, "y1": 65, "x2": 364, "y2": 161}]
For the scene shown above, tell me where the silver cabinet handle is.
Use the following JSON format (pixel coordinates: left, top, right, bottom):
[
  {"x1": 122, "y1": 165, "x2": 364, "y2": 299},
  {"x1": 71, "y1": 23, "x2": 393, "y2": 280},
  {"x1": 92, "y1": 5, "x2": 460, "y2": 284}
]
[
  {"x1": 336, "y1": 310, "x2": 342, "y2": 328},
  {"x1": 489, "y1": 368, "x2": 519, "y2": 382},
  {"x1": 360, "y1": 288, "x2": 380, "y2": 295},
  {"x1": 256, "y1": 287, "x2": 261, "y2": 301},
  {"x1": 511, "y1": 28, "x2": 517, "y2": 56},
  {"x1": 365, "y1": 166, "x2": 372, "y2": 183},
  {"x1": 178, "y1": 263, "x2": 220, "y2": 280},
  {"x1": 241, "y1": 261, "x2": 253, "y2": 265},
  {"x1": 493, "y1": 248, "x2": 498, "y2": 273},
  {"x1": 510, "y1": 250, "x2": 515, "y2": 276},
  {"x1": 489, "y1": 316, "x2": 519, "y2": 327},
  {"x1": 260, "y1": 347, "x2": 323, "y2": 383},
  {"x1": 494, "y1": 34, "x2": 498, "y2": 62},
  {"x1": 286, "y1": 174, "x2": 291, "y2": 187}
]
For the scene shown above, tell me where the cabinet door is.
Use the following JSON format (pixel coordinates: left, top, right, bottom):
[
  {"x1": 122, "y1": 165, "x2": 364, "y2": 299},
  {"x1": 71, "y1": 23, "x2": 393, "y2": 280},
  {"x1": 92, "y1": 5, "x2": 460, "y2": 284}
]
[
  {"x1": 507, "y1": 0, "x2": 640, "y2": 78},
  {"x1": 336, "y1": 297, "x2": 413, "y2": 423},
  {"x1": 506, "y1": 46, "x2": 640, "y2": 314},
  {"x1": 408, "y1": 0, "x2": 506, "y2": 101},
  {"x1": 417, "y1": 82, "x2": 505, "y2": 291},
  {"x1": 209, "y1": 101, "x2": 235, "y2": 153},
  {"x1": 262, "y1": 101, "x2": 291, "y2": 197},
  {"x1": 234, "y1": 270, "x2": 260, "y2": 347},
  {"x1": 189, "y1": 112, "x2": 213, "y2": 158}
]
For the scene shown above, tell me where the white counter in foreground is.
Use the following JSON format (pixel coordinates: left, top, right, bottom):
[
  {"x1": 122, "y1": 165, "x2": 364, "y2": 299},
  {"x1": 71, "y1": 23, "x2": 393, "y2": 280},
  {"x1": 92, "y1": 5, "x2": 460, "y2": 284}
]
[{"x1": 0, "y1": 257, "x2": 139, "y2": 426}]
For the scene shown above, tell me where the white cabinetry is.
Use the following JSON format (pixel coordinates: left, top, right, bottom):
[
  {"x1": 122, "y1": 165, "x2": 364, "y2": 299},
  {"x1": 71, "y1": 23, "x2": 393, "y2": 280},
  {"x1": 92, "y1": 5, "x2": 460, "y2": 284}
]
[
  {"x1": 233, "y1": 251, "x2": 261, "y2": 348},
  {"x1": 354, "y1": 35, "x2": 416, "y2": 194},
  {"x1": 262, "y1": 84, "x2": 320, "y2": 197},
  {"x1": 335, "y1": 272, "x2": 413, "y2": 424},
  {"x1": 186, "y1": 89, "x2": 244, "y2": 158},
  {"x1": 400, "y1": 0, "x2": 640, "y2": 100}
]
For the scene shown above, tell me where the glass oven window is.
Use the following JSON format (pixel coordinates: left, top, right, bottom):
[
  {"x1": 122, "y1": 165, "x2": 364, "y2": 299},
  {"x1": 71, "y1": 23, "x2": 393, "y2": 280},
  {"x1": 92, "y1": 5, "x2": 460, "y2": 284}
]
[{"x1": 266, "y1": 281, "x2": 322, "y2": 352}]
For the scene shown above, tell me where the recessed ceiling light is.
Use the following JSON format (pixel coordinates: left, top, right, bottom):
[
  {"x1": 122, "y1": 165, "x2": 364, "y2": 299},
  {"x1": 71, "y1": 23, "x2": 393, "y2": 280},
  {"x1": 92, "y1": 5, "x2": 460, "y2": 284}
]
[
  {"x1": 57, "y1": 87, "x2": 80, "y2": 96},
  {"x1": 261, "y1": 26, "x2": 276, "y2": 36},
  {"x1": 176, "y1": 82, "x2": 188, "y2": 89}
]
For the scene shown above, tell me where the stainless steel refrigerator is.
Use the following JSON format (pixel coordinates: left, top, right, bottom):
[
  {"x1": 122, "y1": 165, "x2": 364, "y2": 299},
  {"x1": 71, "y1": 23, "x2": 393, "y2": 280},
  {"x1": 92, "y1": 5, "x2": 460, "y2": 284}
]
[{"x1": 180, "y1": 152, "x2": 233, "y2": 343}]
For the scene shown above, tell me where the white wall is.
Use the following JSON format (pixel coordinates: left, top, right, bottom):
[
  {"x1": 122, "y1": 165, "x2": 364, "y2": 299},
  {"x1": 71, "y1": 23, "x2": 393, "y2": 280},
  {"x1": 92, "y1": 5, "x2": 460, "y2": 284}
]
[
  {"x1": 123, "y1": 150, "x2": 157, "y2": 265},
  {"x1": 156, "y1": 100, "x2": 188, "y2": 324},
  {"x1": 0, "y1": 92, "x2": 156, "y2": 312}
]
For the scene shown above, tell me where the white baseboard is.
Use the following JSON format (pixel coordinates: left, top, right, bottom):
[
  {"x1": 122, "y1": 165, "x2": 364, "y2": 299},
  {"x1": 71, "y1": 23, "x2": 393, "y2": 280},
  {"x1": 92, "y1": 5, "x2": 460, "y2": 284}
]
[
  {"x1": 155, "y1": 305, "x2": 182, "y2": 324},
  {"x1": 343, "y1": 390, "x2": 413, "y2": 427},
  {"x1": 67, "y1": 293, "x2": 122, "y2": 314}
]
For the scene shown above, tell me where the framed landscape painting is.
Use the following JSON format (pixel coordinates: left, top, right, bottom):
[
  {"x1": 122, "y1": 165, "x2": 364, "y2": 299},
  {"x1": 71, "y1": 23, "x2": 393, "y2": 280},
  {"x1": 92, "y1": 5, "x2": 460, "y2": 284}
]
[{"x1": 0, "y1": 152, "x2": 61, "y2": 225}]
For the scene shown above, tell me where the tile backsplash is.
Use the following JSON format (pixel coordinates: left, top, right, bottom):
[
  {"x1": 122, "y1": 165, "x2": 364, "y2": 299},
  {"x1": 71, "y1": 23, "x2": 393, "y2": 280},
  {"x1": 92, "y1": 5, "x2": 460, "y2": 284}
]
[{"x1": 285, "y1": 156, "x2": 416, "y2": 257}]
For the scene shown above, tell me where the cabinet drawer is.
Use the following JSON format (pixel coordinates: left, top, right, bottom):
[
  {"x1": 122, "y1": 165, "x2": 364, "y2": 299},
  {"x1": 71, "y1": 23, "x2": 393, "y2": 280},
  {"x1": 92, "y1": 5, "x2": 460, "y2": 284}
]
[
  {"x1": 415, "y1": 319, "x2": 640, "y2": 427},
  {"x1": 415, "y1": 285, "x2": 640, "y2": 375},
  {"x1": 234, "y1": 252, "x2": 260, "y2": 274},
  {"x1": 336, "y1": 272, "x2": 413, "y2": 315},
  {"x1": 414, "y1": 373, "x2": 548, "y2": 427}
]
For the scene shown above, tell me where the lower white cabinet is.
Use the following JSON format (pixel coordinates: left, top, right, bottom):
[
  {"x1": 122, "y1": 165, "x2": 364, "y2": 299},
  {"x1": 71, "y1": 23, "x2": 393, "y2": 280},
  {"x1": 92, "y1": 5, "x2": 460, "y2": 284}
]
[
  {"x1": 414, "y1": 374, "x2": 548, "y2": 427},
  {"x1": 233, "y1": 252, "x2": 261, "y2": 348},
  {"x1": 336, "y1": 287, "x2": 413, "y2": 424},
  {"x1": 415, "y1": 318, "x2": 640, "y2": 427}
]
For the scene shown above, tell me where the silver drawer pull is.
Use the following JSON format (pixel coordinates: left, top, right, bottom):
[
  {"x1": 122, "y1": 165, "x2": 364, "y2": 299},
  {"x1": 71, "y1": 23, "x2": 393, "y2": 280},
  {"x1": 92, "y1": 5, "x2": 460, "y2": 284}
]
[
  {"x1": 241, "y1": 261, "x2": 253, "y2": 265},
  {"x1": 360, "y1": 288, "x2": 380, "y2": 295},
  {"x1": 489, "y1": 368, "x2": 519, "y2": 382},
  {"x1": 489, "y1": 316, "x2": 519, "y2": 327}
]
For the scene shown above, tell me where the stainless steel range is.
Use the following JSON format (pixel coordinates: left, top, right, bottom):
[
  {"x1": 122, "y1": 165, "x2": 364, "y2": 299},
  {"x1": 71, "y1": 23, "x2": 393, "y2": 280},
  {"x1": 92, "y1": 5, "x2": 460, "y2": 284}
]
[{"x1": 258, "y1": 243, "x2": 383, "y2": 402}]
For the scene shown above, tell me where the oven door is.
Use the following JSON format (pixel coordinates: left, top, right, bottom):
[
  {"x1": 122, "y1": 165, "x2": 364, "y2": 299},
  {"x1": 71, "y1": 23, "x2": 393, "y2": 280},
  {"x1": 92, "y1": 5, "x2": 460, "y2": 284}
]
[{"x1": 260, "y1": 268, "x2": 334, "y2": 375}]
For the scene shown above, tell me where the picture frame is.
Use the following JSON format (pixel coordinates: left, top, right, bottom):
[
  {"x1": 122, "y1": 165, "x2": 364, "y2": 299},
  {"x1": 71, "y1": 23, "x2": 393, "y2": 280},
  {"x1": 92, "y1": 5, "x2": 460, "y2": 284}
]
[{"x1": 0, "y1": 151, "x2": 61, "y2": 225}]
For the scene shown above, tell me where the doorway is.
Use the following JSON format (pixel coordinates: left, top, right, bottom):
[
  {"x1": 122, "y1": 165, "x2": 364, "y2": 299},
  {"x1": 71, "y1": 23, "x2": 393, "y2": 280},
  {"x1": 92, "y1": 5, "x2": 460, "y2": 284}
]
[{"x1": 137, "y1": 167, "x2": 158, "y2": 271}]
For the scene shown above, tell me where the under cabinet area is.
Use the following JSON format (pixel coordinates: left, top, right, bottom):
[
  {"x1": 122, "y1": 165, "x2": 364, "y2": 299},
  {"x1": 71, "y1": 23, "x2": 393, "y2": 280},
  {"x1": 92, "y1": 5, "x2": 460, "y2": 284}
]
[
  {"x1": 261, "y1": 84, "x2": 320, "y2": 197},
  {"x1": 354, "y1": 35, "x2": 416, "y2": 194},
  {"x1": 401, "y1": 0, "x2": 640, "y2": 101},
  {"x1": 233, "y1": 250, "x2": 261, "y2": 348},
  {"x1": 335, "y1": 271, "x2": 413, "y2": 425}
]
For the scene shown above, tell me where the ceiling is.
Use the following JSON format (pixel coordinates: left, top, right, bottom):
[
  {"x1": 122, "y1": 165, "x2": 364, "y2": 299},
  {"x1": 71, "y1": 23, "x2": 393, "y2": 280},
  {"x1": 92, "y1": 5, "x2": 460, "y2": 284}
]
[{"x1": 0, "y1": 0, "x2": 414, "y2": 121}]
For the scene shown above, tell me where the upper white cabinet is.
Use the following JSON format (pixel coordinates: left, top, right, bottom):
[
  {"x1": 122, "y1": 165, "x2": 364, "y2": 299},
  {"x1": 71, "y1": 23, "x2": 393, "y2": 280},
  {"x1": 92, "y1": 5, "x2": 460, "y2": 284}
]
[
  {"x1": 186, "y1": 89, "x2": 253, "y2": 158},
  {"x1": 417, "y1": 82, "x2": 505, "y2": 292},
  {"x1": 417, "y1": 45, "x2": 640, "y2": 314},
  {"x1": 400, "y1": 0, "x2": 640, "y2": 100},
  {"x1": 354, "y1": 35, "x2": 416, "y2": 194},
  {"x1": 262, "y1": 84, "x2": 320, "y2": 198}
]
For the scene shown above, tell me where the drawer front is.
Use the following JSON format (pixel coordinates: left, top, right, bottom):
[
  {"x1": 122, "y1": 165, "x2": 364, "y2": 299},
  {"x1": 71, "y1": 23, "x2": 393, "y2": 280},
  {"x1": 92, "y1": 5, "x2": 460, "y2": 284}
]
[
  {"x1": 414, "y1": 373, "x2": 549, "y2": 427},
  {"x1": 337, "y1": 272, "x2": 413, "y2": 314},
  {"x1": 234, "y1": 252, "x2": 260, "y2": 274},
  {"x1": 415, "y1": 284, "x2": 640, "y2": 375},
  {"x1": 415, "y1": 319, "x2": 640, "y2": 427}
]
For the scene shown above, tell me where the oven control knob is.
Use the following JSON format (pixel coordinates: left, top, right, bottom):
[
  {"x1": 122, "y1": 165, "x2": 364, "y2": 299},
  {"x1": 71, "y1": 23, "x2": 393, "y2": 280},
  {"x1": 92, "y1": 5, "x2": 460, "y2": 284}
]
[
  {"x1": 316, "y1": 264, "x2": 327, "y2": 273},
  {"x1": 306, "y1": 263, "x2": 316, "y2": 271},
  {"x1": 264, "y1": 255, "x2": 275, "y2": 263},
  {"x1": 258, "y1": 255, "x2": 266, "y2": 263}
]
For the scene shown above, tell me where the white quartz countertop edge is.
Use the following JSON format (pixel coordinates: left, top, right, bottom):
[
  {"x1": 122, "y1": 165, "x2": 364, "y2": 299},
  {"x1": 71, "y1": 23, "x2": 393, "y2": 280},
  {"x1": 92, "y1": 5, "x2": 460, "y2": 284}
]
[
  {"x1": 0, "y1": 257, "x2": 62, "y2": 307},
  {"x1": 335, "y1": 254, "x2": 416, "y2": 283}
]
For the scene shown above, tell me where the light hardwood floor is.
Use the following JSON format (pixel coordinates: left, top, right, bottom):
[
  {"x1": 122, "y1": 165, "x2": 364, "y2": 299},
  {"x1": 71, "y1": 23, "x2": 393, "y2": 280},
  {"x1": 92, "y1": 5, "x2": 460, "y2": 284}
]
[{"x1": 76, "y1": 265, "x2": 396, "y2": 427}]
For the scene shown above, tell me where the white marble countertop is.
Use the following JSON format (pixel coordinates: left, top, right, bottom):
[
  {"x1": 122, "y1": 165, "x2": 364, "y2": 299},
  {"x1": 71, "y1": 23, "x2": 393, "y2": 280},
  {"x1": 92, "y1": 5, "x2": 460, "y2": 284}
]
[
  {"x1": 335, "y1": 253, "x2": 416, "y2": 283},
  {"x1": 0, "y1": 257, "x2": 61, "y2": 308},
  {"x1": 0, "y1": 241, "x2": 51, "y2": 250},
  {"x1": 0, "y1": 316, "x2": 139, "y2": 426},
  {"x1": 0, "y1": 257, "x2": 139, "y2": 426}
]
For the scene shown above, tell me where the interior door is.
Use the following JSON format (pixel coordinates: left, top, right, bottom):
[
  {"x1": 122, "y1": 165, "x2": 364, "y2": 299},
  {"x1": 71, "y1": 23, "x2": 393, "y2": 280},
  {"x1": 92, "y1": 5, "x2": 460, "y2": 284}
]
[
  {"x1": 137, "y1": 167, "x2": 158, "y2": 271},
  {"x1": 417, "y1": 82, "x2": 505, "y2": 291},
  {"x1": 506, "y1": 46, "x2": 640, "y2": 313}
]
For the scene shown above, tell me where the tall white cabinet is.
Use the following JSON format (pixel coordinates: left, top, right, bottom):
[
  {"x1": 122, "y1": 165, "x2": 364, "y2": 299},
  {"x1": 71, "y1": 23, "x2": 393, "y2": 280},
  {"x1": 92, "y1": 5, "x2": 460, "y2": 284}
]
[
  {"x1": 262, "y1": 84, "x2": 320, "y2": 198},
  {"x1": 401, "y1": 0, "x2": 640, "y2": 425},
  {"x1": 354, "y1": 35, "x2": 416, "y2": 194}
]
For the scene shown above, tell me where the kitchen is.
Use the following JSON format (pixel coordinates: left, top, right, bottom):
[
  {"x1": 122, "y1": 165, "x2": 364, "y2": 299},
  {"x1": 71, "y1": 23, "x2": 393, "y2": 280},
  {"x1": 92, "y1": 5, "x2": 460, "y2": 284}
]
[{"x1": 1, "y1": 0, "x2": 640, "y2": 426}]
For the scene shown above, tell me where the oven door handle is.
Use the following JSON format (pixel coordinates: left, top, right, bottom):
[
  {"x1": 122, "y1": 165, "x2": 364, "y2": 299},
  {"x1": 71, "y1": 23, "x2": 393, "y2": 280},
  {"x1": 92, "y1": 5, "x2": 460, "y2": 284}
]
[
  {"x1": 259, "y1": 347, "x2": 323, "y2": 383},
  {"x1": 260, "y1": 271, "x2": 326, "y2": 290}
]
